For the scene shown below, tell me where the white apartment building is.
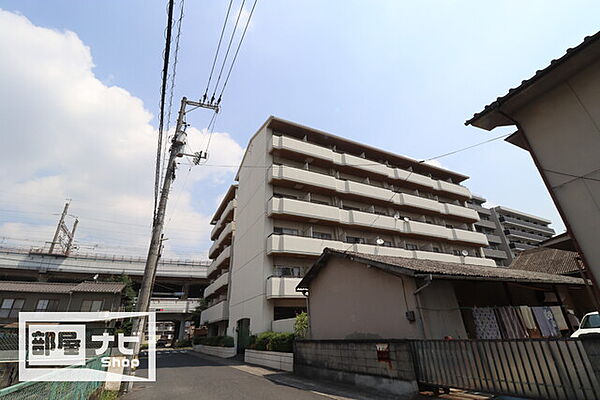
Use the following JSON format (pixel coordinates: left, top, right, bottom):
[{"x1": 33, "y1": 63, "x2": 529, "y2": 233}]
[{"x1": 202, "y1": 116, "x2": 496, "y2": 344}]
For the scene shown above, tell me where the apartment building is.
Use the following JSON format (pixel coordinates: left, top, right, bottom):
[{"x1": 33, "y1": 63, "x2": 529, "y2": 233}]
[
  {"x1": 466, "y1": 195, "x2": 510, "y2": 266},
  {"x1": 466, "y1": 197, "x2": 555, "y2": 266},
  {"x1": 202, "y1": 116, "x2": 496, "y2": 343},
  {"x1": 492, "y1": 206, "x2": 555, "y2": 262}
]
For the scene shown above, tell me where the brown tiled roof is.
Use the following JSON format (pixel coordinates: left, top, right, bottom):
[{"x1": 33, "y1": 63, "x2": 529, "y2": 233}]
[
  {"x1": 0, "y1": 281, "x2": 125, "y2": 294},
  {"x1": 509, "y1": 247, "x2": 580, "y2": 276},
  {"x1": 297, "y1": 249, "x2": 585, "y2": 290},
  {"x1": 466, "y1": 31, "x2": 600, "y2": 127}
]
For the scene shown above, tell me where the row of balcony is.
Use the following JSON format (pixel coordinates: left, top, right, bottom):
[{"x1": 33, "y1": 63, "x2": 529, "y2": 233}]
[
  {"x1": 209, "y1": 221, "x2": 235, "y2": 259},
  {"x1": 200, "y1": 300, "x2": 229, "y2": 325},
  {"x1": 504, "y1": 229, "x2": 551, "y2": 242},
  {"x1": 269, "y1": 165, "x2": 479, "y2": 223},
  {"x1": 266, "y1": 234, "x2": 497, "y2": 267},
  {"x1": 268, "y1": 197, "x2": 488, "y2": 246},
  {"x1": 271, "y1": 135, "x2": 472, "y2": 199},
  {"x1": 204, "y1": 271, "x2": 229, "y2": 299},
  {"x1": 499, "y1": 215, "x2": 555, "y2": 235},
  {"x1": 207, "y1": 245, "x2": 231, "y2": 279},
  {"x1": 210, "y1": 199, "x2": 237, "y2": 240}
]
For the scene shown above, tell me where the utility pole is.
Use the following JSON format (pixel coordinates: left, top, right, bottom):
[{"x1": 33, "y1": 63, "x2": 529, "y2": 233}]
[
  {"x1": 42, "y1": 200, "x2": 78, "y2": 256},
  {"x1": 48, "y1": 201, "x2": 69, "y2": 254},
  {"x1": 128, "y1": 96, "x2": 218, "y2": 380}
]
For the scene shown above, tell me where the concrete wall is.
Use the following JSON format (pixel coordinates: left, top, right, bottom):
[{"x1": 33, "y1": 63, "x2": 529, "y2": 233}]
[
  {"x1": 294, "y1": 339, "x2": 418, "y2": 398},
  {"x1": 245, "y1": 349, "x2": 293, "y2": 371},
  {"x1": 307, "y1": 258, "x2": 424, "y2": 339},
  {"x1": 228, "y1": 126, "x2": 274, "y2": 338},
  {"x1": 513, "y1": 58, "x2": 600, "y2": 285},
  {"x1": 193, "y1": 344, "x2": 236, "y2": 358}
]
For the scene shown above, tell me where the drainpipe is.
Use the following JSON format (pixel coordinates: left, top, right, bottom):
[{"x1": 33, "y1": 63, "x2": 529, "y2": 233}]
[
  {"x1": 497, "y1": 109, "x2": 600, "y2": 307},
  {"x1": 413, "y1": 274, "x2": 433, "y2": 339}
]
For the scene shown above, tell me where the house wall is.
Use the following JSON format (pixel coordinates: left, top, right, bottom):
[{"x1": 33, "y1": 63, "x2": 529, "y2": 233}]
[
  {"x1": 308, "y1": 258, "x2": 424, "y2": 339},
  {"x1": 417, "y1": 280, "x2": 468, "y2": 339},
  {"x1": 513, "y1": 58, "x2": 600, "y2": 286}
]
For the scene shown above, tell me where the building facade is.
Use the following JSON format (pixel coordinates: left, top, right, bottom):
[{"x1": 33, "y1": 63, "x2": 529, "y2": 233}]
[
  {"x1": 467, "y1": 197, "x2": 555, "y2": 266},
  {"x1": 203, "y1": 116, "x2": 498, "y2": 343}
]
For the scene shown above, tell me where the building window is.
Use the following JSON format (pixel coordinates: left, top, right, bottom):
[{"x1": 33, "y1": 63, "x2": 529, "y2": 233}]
[
  {"x1": 274, "y1": 266, "x2": 304, "y2": 277},
  {"x1": 345, "y1": 236, "x2": 365, "y2": 244},
  {"x1": 0, "y1": 299, "x2": 24, "y2": 318},
  {"x1": 342, "y1": 205, "x2": 361, "y2": 211},
  {"x1": 406, "y1": 243, "x2": 418, "y2": 250},
  {"x1": 273, "y1": 227, "x2": 299, "y2": 236},
  {"x1": 36, "y1": 299, "x2": 59, "y2": 312},
  {"x1": 312, "y1": 231, "x2": 332, "y2": 240},
  {"x1": 81, "y1": 300, "x2": 103, "y2": 312},
  {"x1": 311, "y1": 199, "x2": 330, "y2": 205},
  {"x1": 273, "y1": 193, "x2": 297, "y2": 200}
]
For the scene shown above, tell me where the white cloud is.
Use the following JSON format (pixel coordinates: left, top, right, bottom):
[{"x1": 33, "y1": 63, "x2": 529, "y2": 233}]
[{"x1": 0, "y1": 10, "x2": 243, "y2": 259}]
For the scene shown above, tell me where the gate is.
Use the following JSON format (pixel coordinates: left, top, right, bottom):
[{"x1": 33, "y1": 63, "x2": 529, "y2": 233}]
[{"x1": 410, "y1": 339, "x2": 600, "y2": 400}]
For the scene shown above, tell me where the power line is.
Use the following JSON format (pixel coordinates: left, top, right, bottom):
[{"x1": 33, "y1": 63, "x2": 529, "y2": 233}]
[
  {"x1": 154, "y1": 0, "x2": 176, "y2": 217},
  {"x1": 217, "y1": 0, "x2": 258, "y2": 101},
  {"x1": 420, "y1": 133, "x2": 510, "y2": 163},
  {"x1": 210, "y1": 0, "x2": 246, "y2": 103},
  {"x1": 203, "y1": 0, "x2": 234, "y2": 102}
]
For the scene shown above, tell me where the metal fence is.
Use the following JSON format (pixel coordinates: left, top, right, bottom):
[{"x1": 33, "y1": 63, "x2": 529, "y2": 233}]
[
  {"x1": 0, "y1": 356, "x2": 106, "y2": 400},
  {"x1": 411, "y1": 338, "x2": 600, "y2": 400}
]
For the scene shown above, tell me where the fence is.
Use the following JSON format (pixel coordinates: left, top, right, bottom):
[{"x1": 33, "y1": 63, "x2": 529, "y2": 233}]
[
  {"x1": 411, "y1": 338, "x2": 600, "y2": 400},
  {"x1": 0, "y1": 355, "x2": 106, "y2": 400}
]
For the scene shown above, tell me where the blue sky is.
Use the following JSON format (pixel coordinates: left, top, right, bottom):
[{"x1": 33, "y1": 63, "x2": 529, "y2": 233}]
[{"x1": 1, "y1": 1, "x2": 599, "y2": 257}]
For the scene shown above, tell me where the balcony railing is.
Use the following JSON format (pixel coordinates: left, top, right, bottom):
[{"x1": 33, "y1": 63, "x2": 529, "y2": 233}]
[
  {"x1": 200, "y1": 300, "x2": 229, "y2": 325},
  {"x1": 149, "y1": 298, "x2": 201, "y2": 314},
  {"x1": 211, "y1": 199, "x2": 237, "y2": 240},
  {"x1": 267, "y1": 233, "x2": 497, "y2": 267},
  {"x1": 266, "y1": 276, "x2": 303, "y2": 299},
  {"x1": 268, "y1": 197, "x2": 488, "y2": 246},
  {"x1": 204, "y1": 271, "x2": 229, "y2": 299},
  {"x1": 207, "y1": 245, "x2": 231, "y2": 278},
  {"x1": 485, "y1": 234, "x2": 502, "y2": 244},
  {"x1": 499, "y1": 216, "x2": 555, "y2": 234},
  {"x1": 209, "y1": 221, "x2": 235, "y2": 259},
  {"x1": 504, "y1": 229, "x2": 551, "y2": 242},
  {"x1": 509, "y1": 242, "x2": 536, "y2": 251},
  {"x1": 269, "y1": 165, "x2": 479, "y2": 222},
  {"x1": 271, "y1": 135, "x2": 472, "y2": 198},
  {"x1": 482, "y1": 248, "x2": 508, "y2": 259}
]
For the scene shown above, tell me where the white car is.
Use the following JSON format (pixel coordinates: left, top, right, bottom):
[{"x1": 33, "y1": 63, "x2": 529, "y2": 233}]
[{"x1": 571, "y1": 311, "x2": 600, "y2": 338}]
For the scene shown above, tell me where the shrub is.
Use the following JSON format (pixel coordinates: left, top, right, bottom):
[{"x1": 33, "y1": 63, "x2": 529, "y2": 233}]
[
  {"x1": 174, "y1": 338, "x2": 191, "y2": 348},
  {"x1": 197, "y1": 335, "x2": 235, "y2": 347},
  {"x1": 269, "y1": 332, "x2": 294, "y2": 353},
  {"x1": 192, "y1": 336, "x2": 203, "y2": 345},
  {"x1": 254, "y1": 331, "x2": 277, "y2": 351},
  {"x1": 294, "y1": 312, "x2": 309, "y2": 338},
  {"x1": 221, "y1": 336, "x2": 234, "y2": 347}
]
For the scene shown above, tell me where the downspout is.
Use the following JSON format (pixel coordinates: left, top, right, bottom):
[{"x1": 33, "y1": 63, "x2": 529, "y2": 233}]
[
  {"x1": 497, "y1": 109, "x2": 600, "y2": 307},
  {"x1": 413, "y1": 274, "x2": 433, "y2": 339}
]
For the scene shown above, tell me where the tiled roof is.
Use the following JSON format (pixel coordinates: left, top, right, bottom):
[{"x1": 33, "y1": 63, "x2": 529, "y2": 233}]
[
  {"x1": 509, "y1": 247, "x2": 581, "y2": 276},
  {"x1": 466, "y1": 31, "x2": 600, "y2": 126},
  {"x1": 0, "y1": 281, "x2": 125, "y2": 294},
  {"x1": 297, "y1": 249, "x2": 585, "y2": 289}
]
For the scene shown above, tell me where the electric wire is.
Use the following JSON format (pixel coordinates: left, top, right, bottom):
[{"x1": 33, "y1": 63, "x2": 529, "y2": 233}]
[
  {"x1": 203, "y1": 0, "x2": 234, "y2": 102},
  {"x1": 154, "y1": 0, "x2": 176, "y2": 217},
  {"x1": 217, "y1": 0, "x2": 258, "y2": 100},
  {"x1": 210, "y1": 0, "x2": 246, "y2": 103}
]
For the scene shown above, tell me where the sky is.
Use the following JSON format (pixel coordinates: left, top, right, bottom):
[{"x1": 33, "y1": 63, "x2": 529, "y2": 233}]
[{"x1": 0, "y1": 1, "x2": 598, "y2": 259}]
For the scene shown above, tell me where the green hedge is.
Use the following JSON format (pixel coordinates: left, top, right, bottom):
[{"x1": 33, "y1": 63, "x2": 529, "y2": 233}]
[
  {"x1": 251, "y1": 332, "x2": 294, "y2": 353},
  {"x1": 196, "y1": 335, "x2": 234, "y2": 347}
]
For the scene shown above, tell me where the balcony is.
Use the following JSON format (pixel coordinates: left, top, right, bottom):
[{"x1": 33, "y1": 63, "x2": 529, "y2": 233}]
[
  {"x1": 268, "y1": 198, "x2": 488, "y2": 246},
  {"x1": 211, "y1": 199, "x2": 236, "y2": 240},
  {"x1": 482, "y1": 248, "x2": 508, "y2": 260},
  {"x1": 271, "y1": 135, "x2": 471, "y2": 198},
  {"x1": 207, "y1": 245, "x2": 231, "y2": 278},
  {"x1": 499, "y1": 216, "x2": 555, "y2": 235},
  {"x1": 504, "y1": 229, "x2": 551, "y2": 242},
  {"x1": 509, "y1": 242, "x2": 536, "y2": 251},
  {"x1": 486, "y1": 234, "x2": 502, "y2": 244},
  {"x1": 475, "y1": 219, "x2": 497, "y2": 230},
  {"x1": 269, "y1": 165, "x2": 479, "y2": 222},
  {"x1": 204, "y1": 272, "x2": 229, "y2": 299},
  {"x1": 209, "y1": 221, "x2": 235, "y2": 259},
  {"x1": 266, "y1": 276, "x2": 303, "y2": 299},
  {"x1": 200, "y1": 300, "x2": 229, "y2": 325},
  {"x1": 467, "y1": 203, "x2": 492, "y2": 216},
  {"x1": 149, "y1": 298, "x2": 201, "y2": 314},
  {"x1": 266, "y1": 234, "x2": 497, "y2": 267}
]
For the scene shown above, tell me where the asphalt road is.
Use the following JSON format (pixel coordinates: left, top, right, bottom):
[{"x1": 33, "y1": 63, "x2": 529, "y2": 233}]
[{"x1": 122, "y1": 350, "x2": 328, "y2": 400}]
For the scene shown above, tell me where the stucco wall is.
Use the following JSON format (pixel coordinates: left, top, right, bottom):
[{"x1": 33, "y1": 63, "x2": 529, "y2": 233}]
[
  {"x1": 513, "y1": 58, "x2": 600, "y2": 284},
  {"x1": 308, "y1": 258, "x2": 424, "y2": 339}
]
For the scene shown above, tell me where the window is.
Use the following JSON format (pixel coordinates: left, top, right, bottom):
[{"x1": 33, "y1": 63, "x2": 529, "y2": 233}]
[
  {"x1": 406, "y1": 243, "x2": 418, "y2": 250},
  {"x1": 274, "y1": 266, "x2": 304, "y2": 277},
  {"x1": 0, "y1": 299, "x2": 25, "y2": 318},
  {"x1": 36, "y1": 299, "x2": 59, "y2": 312},
  {"x1": 432, "y1": 247, "x2": 441, "y2": 253},
  {"x1": 80, "y1": 300, "x2": 103, "y2": 312},
  {"x1": 346, "y1": 236, "x2": 365, "y2": 244},
  {"x1": 311, "y1": 199, "x2": 330, "y2": 205},
  {"x1": 342, "y1": 205, "x2": 361, "y2": 211},
  {"x1": 273, "y1": 227, "x2": 299, "y2": 236},
  {"x1": 273, "y1": 193, "x2": 297, "y2": 200},
  {"x1": 312, "y1": 231, "x2": 332, "y2": 240}
]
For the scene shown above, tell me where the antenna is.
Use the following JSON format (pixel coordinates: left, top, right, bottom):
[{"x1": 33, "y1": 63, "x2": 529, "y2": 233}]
[{"x1": 376, "y1": 238, "x2": 384, "y2": 246}]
